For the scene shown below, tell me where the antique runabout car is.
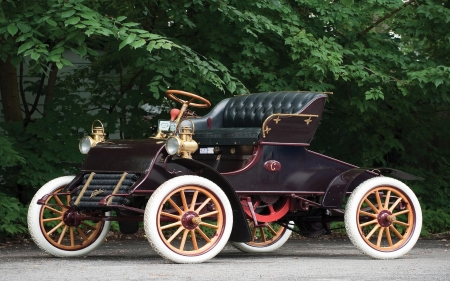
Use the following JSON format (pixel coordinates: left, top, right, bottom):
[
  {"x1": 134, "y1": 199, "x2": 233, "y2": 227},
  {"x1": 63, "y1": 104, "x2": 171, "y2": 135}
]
[{"x1": 28, "y1": 90, "x2": 422, "y2": 263}]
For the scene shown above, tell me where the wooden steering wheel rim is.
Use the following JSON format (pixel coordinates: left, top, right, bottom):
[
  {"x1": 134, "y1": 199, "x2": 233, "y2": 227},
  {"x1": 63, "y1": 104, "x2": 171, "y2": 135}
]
[{"x1": 166, "y1": 90, "x2": 211, "y2": 108}]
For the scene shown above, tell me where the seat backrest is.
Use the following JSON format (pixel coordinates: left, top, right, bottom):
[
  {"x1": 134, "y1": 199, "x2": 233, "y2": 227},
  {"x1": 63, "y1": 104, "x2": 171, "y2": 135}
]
[{"x1": 222, "y1": 91, "x2": 326, "y2": 128}]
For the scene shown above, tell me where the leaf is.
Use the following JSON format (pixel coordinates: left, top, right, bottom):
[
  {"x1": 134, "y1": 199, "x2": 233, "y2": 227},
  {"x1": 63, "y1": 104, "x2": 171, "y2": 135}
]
[
  {"x1": 146, "y1": 40, "x2": 157, "y2": 52},
  {"x1": 122, "y1": 22, "x2": 140, "y2": 27},
  {"x1": 17, "y1": 41, "x2": 35, "y2": 54},
  {"x1": 30, "y1": 52, "x2": 40, "y2": 60},
  {"x1": 16, "y1": 22, "x2": 32, "y2": 33},
  {"x1": 65, "y1": 17, "x2": 80, "y2": 26},
  {"x1": 119, "y1": 33, "x2": 136, "y2": 50},
  {"x1": 161, "y1": 43, "x2": 172, "y2": 50},
  {"x1": 7, "y1": 23, "x2": 18, "y2": 36},
  {"x1": 116, "y1": 16, "x2": 127, "y2": 22},
  {"x1": 46, "y1": 19, "x2": 57, "y2": 27},
  {"x1": 61, "y1": 10, "x2": 76, "y2": 18},
  {"x1": 131, "y1": 39, "x2": 146, "y2": 49},
  {"x1": 76, "y1": 44, "x2": 87, "y2": 57}
]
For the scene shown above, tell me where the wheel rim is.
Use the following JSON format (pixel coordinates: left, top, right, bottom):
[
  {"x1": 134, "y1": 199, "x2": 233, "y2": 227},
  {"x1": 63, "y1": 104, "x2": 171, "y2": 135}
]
[
  {"x1": 356, "y1": 186, "x2": 416, "y2": 252},
  {"x1": 39, "y1": 187, "x2": 106, "y2": 251},
  {"x1": 246, "y1": 221, "x2": 287, "y2": 247},
  {"x1": 156, "y1": 185, "x2": 225, "y2": 256}
]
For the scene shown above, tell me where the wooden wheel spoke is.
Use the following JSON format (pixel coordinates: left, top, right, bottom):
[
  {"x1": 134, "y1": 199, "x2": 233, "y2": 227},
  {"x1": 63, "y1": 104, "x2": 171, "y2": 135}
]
[
  {"x1": 253, "y1": 199, "x2": 261, "y2": 209},
  {"x1": 70, "y1": 227, "x2": 75, "y2": 247},
  {"x1": 160, "y1": 211, "x2": 181, "y2": 220},
  {"x1": 53, "y1": 195, "x2": 64, "y2": 207},
  {"x1": 268, "y1": 204, "x2": 275, "y2": 214},
  {"x1": 167, "y1": 198, "x2": 183, "y2": 215},
  {"x1": 392, "y1": 220, "x2": 409, "y2": 227},
  {"x1": 167, "y1": 226, "x2": 184, "y2": 243},
  {"x1": 360, "y1": 211, "x2": 377, "y2": 218},
  {"x1": 384, "y1": 190, "x2": 391, "y2": 209},
  {"x1": 190, "y1": 230, "x2": 198, "y2": 250},
  {"x1": 47, "y1": 221, "x2": 65, "y2": 236},
  {"x1": 388, "y1": 197, "x2": 403, "y2": 212},
  {"x1": 266, "y1": 224, "x2": 277, "y2": 236},
  {"x1": 180, "y1": 190, "x2": 188, "y2": 212},
  {"x1": 375, "y1": 191, "x2": 383, "y2": 211},
  {"x1": 195, "y1": 197, "x2": 212, "y2": 213},
  {"x1": 81, "y1": 221, "x2": 97, "y2": 230},
  {"x1": 251, "y1": 227, "x2": 257, "y2": 242},
  {"x1": 392, "y1": 209, "x2": 410, "y2": 216},
  {"x1": 160, "y1": 221, "x2": 182, "y2": 230},
  {"x1": 199, "y1": 222, "x2": 218, "y2": 229},
  {"x1": 366, "y1": 224, "x2": 380, "y2": 240},
  {"x1": 376, "y1": 227, "x2": 383, "y2": 247},
  {"x1": 199, "y1": 210, "x2": 218, "y2": 218},
  {"x1": 43, "y1": 216, "x2": 63, "y2": 222},
  {"x1": 76, "y1": 227, "x2": 88, "y2": 241},
  {"x1": 364, "y1": 198, "x2": 379, "y2": 213},
  {"x1": 260, "y1": 227, "x2": 266, "y2": 242},
  {"x1": 57, "y1": 225, "x2": 68, "y2": 244},
  {"x1": 44, "y1": 206, "x2": 63, "y2": 215},
  {"x1": 389, "y1": 225, "x2": 404, "y2": 239},
  {"x1": 195, "y1": 227, "x2": 211, "y2": 243},
  {"x1": 190, "y1": 190, "x2": 199, "y2": 211},
  {"x1": 179, "y1": 229, "x2": 189, "y2": 251},
  {"x1": 385, "y1": 227, "x2": 393, "y2": 246},
  {"x1": 360, "y1": 219, "x2": 378, "y2": 228}
]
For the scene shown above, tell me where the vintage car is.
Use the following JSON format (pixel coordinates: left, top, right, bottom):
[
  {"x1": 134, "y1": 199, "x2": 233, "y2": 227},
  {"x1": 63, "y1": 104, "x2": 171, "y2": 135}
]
[{"x1": 28, "y1": 90, "x2": 422, "y2": 263}]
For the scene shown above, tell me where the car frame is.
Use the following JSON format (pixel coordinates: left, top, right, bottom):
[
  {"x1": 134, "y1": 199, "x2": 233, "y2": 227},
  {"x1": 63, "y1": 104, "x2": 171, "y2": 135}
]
[{"x1": 28, "y1": 89, "x2": 423, "y2": 263}]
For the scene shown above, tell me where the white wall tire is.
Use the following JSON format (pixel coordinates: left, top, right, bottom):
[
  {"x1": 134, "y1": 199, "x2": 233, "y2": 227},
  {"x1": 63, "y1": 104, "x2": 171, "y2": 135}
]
[
  {"x1": 144, "y1": 175, "x2": 233, "y2": 263},
  {"x1": 344, "y1": 177, "x2": 422, "y2": 259},
  {"x1": 231, "y1": 221, "x2": 293, "y2": 253},
  {"x1": 27, "y1": 176, "x2": 111, "y2": 257}
]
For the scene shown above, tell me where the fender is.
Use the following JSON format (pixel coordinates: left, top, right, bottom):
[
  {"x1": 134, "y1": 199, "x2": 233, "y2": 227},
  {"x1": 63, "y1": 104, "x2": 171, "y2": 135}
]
[
  {"x1": 172, "y1": 158, "x2": 252, "y2": 242},
  {"x1": 321, "y1": 167, "x2": 423, "y2": 209}
]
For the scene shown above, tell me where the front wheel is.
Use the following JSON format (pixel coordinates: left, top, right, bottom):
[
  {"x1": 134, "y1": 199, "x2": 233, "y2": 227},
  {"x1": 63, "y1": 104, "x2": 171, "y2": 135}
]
[
  {"x1": 144, "y1": 175, "x2": 233, "y2": 263},
  {"x1": 344, "y1": 177, "x2": 422, "y2": 259},
  {"x1": 231, "y1": 221, "x2": 293, "y2": 253},
  {"x1": 27, "y1": 176, "x2": 111, "y2": 257}
]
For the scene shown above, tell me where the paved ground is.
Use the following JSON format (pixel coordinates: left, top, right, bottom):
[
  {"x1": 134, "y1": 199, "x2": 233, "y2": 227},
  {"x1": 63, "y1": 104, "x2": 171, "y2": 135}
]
[{"x1": 1, "y1": 237, "x2": 449, "y2": 281}]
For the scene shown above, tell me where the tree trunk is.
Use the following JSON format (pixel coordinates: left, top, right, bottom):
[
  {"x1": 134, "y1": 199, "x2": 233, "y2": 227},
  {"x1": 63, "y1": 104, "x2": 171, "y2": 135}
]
[
  {"x1": 0, "y1": 57, "x2": 22, "y2": 122},
  {"x1": 43, "y1": 62, "x2": 59, "y2": 116}
]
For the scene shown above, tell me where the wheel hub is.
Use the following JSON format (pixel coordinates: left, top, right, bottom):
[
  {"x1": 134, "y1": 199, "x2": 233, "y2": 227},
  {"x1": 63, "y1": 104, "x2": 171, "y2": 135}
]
[
  {"x1": 62, "y1": 209, "x2": 82, "y2": 227},
  {"x1": 181, "y1": 211, "x2": 201, "y2": 230},
  {"x1": 377, "y1": 209, "x2": 394, "y2": 227}
]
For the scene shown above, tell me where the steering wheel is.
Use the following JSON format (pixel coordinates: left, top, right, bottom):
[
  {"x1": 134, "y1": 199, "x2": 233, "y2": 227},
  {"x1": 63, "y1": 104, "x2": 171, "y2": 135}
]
[{"x1": 166, "y1": 90, "x2": 211, "y2": 108}]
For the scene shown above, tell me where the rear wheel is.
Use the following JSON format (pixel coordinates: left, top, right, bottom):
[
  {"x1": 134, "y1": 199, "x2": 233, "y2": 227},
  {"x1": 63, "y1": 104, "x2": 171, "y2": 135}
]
[
  {"x1": 27, "y1": 176, "x2": 110, "y2": 257},
  {"x1": 345, "y1": 177, "x2": 422, "y2": 259},
  {"x1": 144, "y1": 176, "x2": 232, "y2": 263},
  {"x1": 232, "y1": 220, "x2": 292, "y2": 253}
]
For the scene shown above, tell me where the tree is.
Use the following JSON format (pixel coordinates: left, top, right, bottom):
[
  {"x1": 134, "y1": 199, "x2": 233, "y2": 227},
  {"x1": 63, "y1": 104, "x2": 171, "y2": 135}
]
[{"x1": 0, "y1": 0, "x2": 449, "y2": 236}]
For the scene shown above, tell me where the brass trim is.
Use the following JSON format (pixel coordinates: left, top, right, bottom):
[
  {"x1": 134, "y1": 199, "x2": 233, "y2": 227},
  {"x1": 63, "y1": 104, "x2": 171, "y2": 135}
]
[
  {"x1": 74, "y1": 172, "x2": 96, "y2": 206},
  {"x1": 262, "y1": 113, "x2": 319, "y2": 138},
  {"x1": 107, "y1": 172, "x2": 128, "y2": 205}
]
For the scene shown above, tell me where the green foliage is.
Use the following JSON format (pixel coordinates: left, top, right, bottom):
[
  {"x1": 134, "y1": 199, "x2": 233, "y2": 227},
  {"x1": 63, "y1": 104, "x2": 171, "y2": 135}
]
[
  {"x1": 0, "y1": 192, "x2": 28, "y2": 238},
  {"x1": 0, "y1": 135, "x2": 25, "y2": 168}
]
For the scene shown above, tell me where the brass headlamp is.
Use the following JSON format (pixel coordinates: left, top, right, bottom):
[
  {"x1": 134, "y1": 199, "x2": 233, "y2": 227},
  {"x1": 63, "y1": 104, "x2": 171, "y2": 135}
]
[
  {"x1": 165, "y1": 121, "x2": 198, "y2": 159},
  {"x1": 79, "y1": 120, "x2": 106, "y2": 154}
]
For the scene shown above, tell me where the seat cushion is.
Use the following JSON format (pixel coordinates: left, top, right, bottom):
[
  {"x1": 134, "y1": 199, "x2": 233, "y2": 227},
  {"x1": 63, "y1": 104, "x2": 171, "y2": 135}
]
[
  {"x1": 222, "y1": 91, "x2": 326, "y2": 128},
  {"x1": 194, "y1": 127, "x2": 261, "y2": 145}
]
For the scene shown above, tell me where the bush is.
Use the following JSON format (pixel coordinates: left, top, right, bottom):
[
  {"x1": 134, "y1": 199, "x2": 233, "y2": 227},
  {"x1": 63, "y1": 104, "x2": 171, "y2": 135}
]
[{"x1": 0, "y1": 192, "x2": 28, "y2": 238}]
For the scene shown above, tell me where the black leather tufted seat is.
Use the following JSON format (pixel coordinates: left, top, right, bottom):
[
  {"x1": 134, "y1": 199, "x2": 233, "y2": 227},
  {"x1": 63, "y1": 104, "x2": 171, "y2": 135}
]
[{"x1": 191, "y1": 91, "x2": 327, "y2": 145}]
